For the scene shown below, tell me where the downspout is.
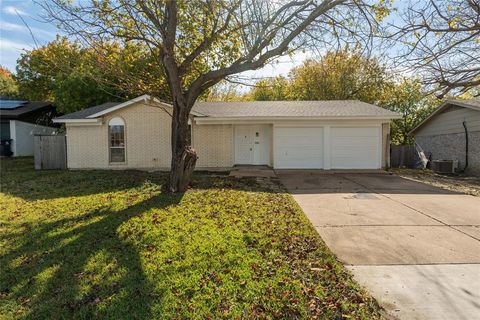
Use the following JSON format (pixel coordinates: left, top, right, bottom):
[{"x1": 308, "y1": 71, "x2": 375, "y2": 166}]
[{"x1": 462, "y1": 120, "x2": 469, "y2": 173}]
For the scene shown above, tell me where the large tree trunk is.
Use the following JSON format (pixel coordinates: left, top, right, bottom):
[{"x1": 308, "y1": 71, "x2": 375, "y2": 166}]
[{"x1": 167, "y1": 97, "x2": 198, "y2": 193}]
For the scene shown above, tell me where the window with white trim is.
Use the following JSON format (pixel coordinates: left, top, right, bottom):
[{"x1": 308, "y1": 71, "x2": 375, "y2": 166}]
[{"x1": 109, "y1": 117, "x2": 125, "y2": 163}]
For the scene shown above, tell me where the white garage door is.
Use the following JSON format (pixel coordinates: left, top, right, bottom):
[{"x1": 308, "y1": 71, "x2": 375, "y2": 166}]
[
  {"x1": 330, "y1": 127, "x2": 380, "y2": 169},
  {"x1": 274, "y1": 127, "x2": 323, "y2": 169}
]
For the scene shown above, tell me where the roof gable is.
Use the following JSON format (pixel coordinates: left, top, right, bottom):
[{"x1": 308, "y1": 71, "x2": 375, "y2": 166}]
[{"x1": 410, "y1": 99, "x2": 480, "y2": 135}]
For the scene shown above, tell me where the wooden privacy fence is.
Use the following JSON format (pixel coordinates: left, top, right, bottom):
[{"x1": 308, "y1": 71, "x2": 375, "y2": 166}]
[
  {"x1": 390, "y1": 144, "x2": 416, "y2": 168},
  {"x1": 34, "y1": 135, "x2": 67, "y2": 169}
]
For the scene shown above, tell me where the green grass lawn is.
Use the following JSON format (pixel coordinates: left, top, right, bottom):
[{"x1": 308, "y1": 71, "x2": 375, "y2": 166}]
[{"x1": 0, "y1": 158, "x2": 382, "y2": 319}]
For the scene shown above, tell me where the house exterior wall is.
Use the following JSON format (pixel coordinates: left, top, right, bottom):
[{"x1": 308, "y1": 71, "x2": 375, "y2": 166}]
[
  {"x1": 414, "y1": 106, "x2": 480, "y2": 176},
  {"x1": 415, "y1": 106, "x2": 480, "y2": 136},
  {"x1": 66, "y1": 124, "x2": 109, "y2": 169},
  {"x1": 65, "y1": 103, "x2": 392, "y2": 171},
  {"x1": 415, "y1": 132, "x2": 480, "y2": 176},
  {"x1": 66, "y1": 102, "x2": 172, "y2": 169},
  {"x1": 192, "y1": 123, "x2": 233, "y2": 169},
  {"x1": 10, "y1": 120, "x2": 59, "y2": 156}
]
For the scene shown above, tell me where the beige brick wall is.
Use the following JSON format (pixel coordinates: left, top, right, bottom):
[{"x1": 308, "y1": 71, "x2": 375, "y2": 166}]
[
  {"x1": 66, "y1": 124, "x2": 109, "y2": 168},
  {"x1": 66, "y1": 102, "x2": 172, "y2": 169},
  {"x1": 192, "y1": 123, "x2": 233, "y2": 168}
]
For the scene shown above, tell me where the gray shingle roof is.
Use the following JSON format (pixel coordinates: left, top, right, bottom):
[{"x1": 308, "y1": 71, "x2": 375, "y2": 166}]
[
  {"x1": 192, "y1": 100, "x2": 398, "y2": 118},
  {"x1": 54, "y1": 102, "x2": 121, "y2": 120},
  {"x1": 55, "y1": 99, "x2": 399, "y2": 120}
]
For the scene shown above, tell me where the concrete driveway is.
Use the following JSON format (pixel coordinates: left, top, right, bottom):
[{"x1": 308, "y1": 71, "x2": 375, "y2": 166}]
[{"x1": 277, "y1": 171, "x2": 480, "y2": 320}]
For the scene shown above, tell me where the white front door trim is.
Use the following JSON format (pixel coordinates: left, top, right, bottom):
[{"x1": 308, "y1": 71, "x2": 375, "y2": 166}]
[
  {"x1": 234, "y1": 125, "x2": 254, "y2": 164},
  {"x1": 234, "y1": 125, "x2": 271, "y2": 165}
]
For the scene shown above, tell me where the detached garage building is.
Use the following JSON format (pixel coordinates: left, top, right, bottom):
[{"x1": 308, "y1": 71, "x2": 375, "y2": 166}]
[{"x1": 53, "y1": 95, "x2": 400, "y2": 170}]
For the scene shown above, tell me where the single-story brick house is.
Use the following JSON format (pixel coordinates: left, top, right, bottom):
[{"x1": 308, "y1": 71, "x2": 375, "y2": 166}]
[
  {"x1": 410, "y1": 99, "x2": 480, "y2": 176},
  {"x1": 53, "y1": 95, "x2": 400, "y2": 171}
]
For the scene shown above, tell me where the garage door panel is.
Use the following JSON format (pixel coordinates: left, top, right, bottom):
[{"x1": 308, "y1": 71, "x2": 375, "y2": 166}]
[
  {"x1": 332, "y1": 137, "x2": 377, "y2": 146},
  {"x1": 332, "y1": 145, "x2": 377, "y2": 152},
  {"x1": 332, "y1": 127, "x2": 378, "y2": 137},
  {"x1": 276, "y1": 136, "x2": 319, "y2": 147},
  {"x1": 277, "y1": 146, "x2": 322, "y2": 154},
  {"x1": 274, "y1": 127, "x2": 324, "y2": 169},
  {"x1": 331, "y1": 127, "x2": 379, "y2": 169}
]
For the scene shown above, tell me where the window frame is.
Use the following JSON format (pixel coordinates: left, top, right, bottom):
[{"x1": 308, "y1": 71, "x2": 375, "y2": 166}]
[{"x1": 108, "y1": 117, "x2": 126, "y2": 164}]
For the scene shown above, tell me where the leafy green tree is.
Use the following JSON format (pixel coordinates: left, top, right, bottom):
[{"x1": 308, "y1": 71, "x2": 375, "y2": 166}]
[
  {"x1": 16, "y1": 37, "x2": 169, "y2": 113},
  {"x1": 289, "y1": 51, "x2": 388, "y2": 103},
  {"x1": 206, "y1": 81, "x2": 247, "y2": 101},
  {"x1": 249, "y1": 50, "x2": 389, "y2": 103},
  {"x1": 0, "y1": 66, "x2": 19, "y2": 99},
  {"x1": 16, "y1": 37, "x2": 81, "y2": 103},
  {"x1": 379, "y1": 78, "x2": 436, "y2": 145},
  {"x1": 250, "y1": 77, "x2": 290, "y2": 101}
]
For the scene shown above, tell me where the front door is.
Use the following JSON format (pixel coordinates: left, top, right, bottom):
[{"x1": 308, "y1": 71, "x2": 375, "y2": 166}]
[
  {"x1": 235, "y1": 126, "x2": 254, "y2": 164},
  {"x1": 235, "y1": 125, "x2": 268, "y2": 165},
  {"x1": 252, "y1": 126, "x2": 261, "y2": 165}
]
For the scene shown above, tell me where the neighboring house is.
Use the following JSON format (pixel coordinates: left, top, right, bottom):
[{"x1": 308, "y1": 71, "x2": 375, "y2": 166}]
[
  {"x1": 410, "y1": 99, "x2": 480, "y2": 176},
  {"x1": 53, "y1": 95, "x2": 400, "y2": 171},
  {"x1": 0, "y1": 100, "x2": 60, "y2": 157}
]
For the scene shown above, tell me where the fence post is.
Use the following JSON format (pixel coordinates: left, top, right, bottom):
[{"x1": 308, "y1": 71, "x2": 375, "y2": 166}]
[{"x1": 34, "y1": 136, "x2": 41, "y2": 170}]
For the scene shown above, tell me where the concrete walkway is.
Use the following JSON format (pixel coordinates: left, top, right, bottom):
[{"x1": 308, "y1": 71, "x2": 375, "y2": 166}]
[{"x1": 277, "y1": 171, "x2": 480, "y2": 320}]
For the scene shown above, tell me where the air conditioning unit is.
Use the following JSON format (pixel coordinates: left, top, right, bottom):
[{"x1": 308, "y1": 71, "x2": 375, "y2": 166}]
[{"x1": 431, "y1": 160, "x2": 458, "y2": 174}]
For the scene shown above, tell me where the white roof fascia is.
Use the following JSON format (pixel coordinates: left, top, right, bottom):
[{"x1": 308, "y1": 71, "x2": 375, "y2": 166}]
[{"x1": 52, "y1": 118, "x2": 102, "y2": 124}]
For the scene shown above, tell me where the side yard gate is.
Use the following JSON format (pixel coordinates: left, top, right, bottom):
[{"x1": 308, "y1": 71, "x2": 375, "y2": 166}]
[
  {"x1": 390, "y1": 144, "x2": 416, "y2": 168},
  {"x1": 34, "y1": 135, "x2": 67, "y2": 169}
]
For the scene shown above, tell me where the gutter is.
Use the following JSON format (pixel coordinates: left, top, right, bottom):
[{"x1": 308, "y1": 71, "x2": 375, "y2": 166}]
[
  {"x1": 52, "y1": 118, "x2": 102, "y2": 124},
  {"x1": 462, "y1": 120, "x2": 469, "y2": 173}
]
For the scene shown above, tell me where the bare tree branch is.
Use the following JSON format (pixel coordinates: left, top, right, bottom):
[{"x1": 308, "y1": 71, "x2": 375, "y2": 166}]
[{"x1": 390, "y1": 0, "x2": 480, "y2": 98}]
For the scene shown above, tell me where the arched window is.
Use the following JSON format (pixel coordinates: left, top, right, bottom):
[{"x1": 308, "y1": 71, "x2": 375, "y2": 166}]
[{"x1": 109, "y1": 117, "x2": 125, "y2": 163}]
